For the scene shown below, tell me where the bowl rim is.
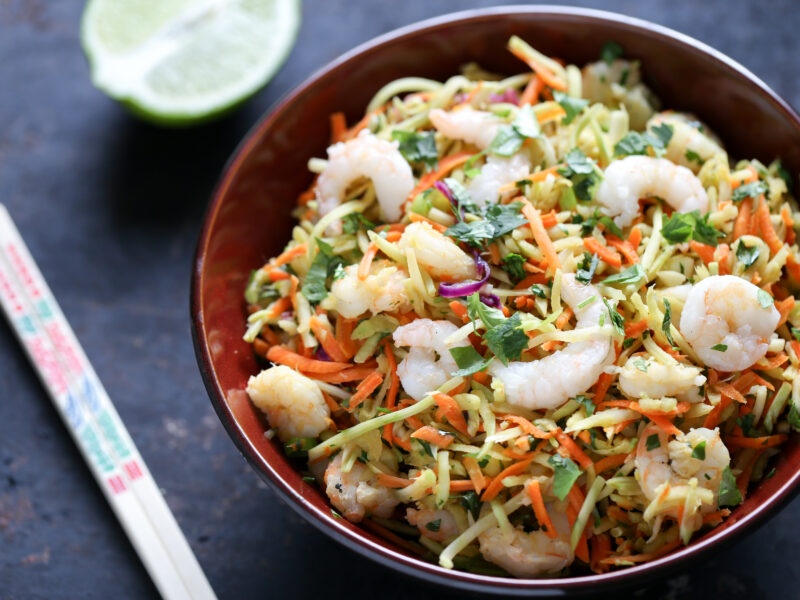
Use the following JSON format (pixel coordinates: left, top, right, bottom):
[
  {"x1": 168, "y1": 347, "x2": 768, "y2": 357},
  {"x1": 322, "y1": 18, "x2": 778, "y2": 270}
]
[{"x1": 191, "y1": 5, "x2": 800, "y2": 595}]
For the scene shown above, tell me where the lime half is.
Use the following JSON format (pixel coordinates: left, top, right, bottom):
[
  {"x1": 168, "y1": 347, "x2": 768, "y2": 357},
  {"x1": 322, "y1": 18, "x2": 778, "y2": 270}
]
[{"x1": 81, "y1": 0, "x2": 301, "y2": 126}]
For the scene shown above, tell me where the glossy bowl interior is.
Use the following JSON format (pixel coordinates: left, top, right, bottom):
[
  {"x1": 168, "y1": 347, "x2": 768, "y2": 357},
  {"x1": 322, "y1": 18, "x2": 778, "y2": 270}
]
[{"x1": 192, "y1": 6, "x2": 800, "y2": 595}]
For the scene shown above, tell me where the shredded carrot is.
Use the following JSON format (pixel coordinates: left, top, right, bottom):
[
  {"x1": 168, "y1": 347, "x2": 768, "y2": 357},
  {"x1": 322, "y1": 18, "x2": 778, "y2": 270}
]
[
  {"x1": 756, "y1": 196, "x2": 784, "y2": 255},
  {"x1": 329, "y1": 111, "x2": 347, "y2": 143},
  {"x1": 536, "y1": 106, "x2": 567, "y2": 123},
  {"x1": 408, "y1": 211, "x2": 448, "y2": 233},
  {"x1": 410, "y1": 425, "x2": 454, "y2": 448},
  {"x1": 515, "y1": 273, "x2": 547, "y2": 290},
  {"x1": 358, "y1": 243, "x2": 379, "y2": 280},
  {"x1": 347, "y1": 371, "x2": 384, "y2": 411},
  {"x1": 521, "y1": 199, "x2": 561, "y2": 272},
  {"x1": 702, "y1": 509, "x2": 731, "y2": 525},
  {"x1": 592, "y1": 372, "x2": 615, "y2": 405},
  {"x1": 790, "y1": 340, "x2": 800, "y2": 362},
  {"x1": 590, "y1": 533, "x2": 612, "y2": 573},
  {"x1": 376, "y1": 473, "x2": 411, "y2": 488},
  {"x1": 703, "y1": 393, "x2": 735, "y2": 429},
  {"x1": 724, "y1": 434, "x2": 787, "y2": 449},
  {"x1": 598, "y1": 539, "x2": 682, "y2": 565},
  {"x1": 584, "y1": 236, "x2": 622, "y2": 268},
  {"x1": 519, "y1": 74, "x2": 543, "y2": 105},
  {"x1": 527, "y1": 480, "x2": 558, "y2": 539},
  {"x1": 733, "y1": 197, "x2": 753, "y2": 241},
  {"x1": 627, "y1": 226, "x2": 642, "y2": 249},
  {"x1": 448, "y1": 300, "x2": 469, "y2": 323},
  {"x1": 555, "y1": 306, "x2": 574, "y2": 330},
  {"x1": 405, "y1": 151, "x2": 473, "y2": 204},
  {"x1": 754, "y1": 352, "x2": 789, "y2": 371},
  {"x1": 736, "y1": 449, "x2": 765, "y2": 498},
  {"x1": 481, "y1": 459, "x2": 534, "y2": 502},
  {"x1": 308, "y1": 316, "x2": 349, "y2": 363},
  {"x1": 488, "y1": 242, "x2": 501, "y2": 265},
  {"x1": 472, "y1": 370, "x2": 490, "y2": 386},
  {"x1": 555, "y1": 431, "x2": 593, "y2": 469},
  {"x1": 313, "y1": 365, "x2": 379, "y2": 383},
  {"x1": 781, "y1": 206, "x2": 796, "y2": 244},
  {"x1": 503, "y1": 415, "x2": 554, "y2": 439},
  {"x1": 594, "y1": 453, "x2": 629, "y2": 474},
  {"x1": 716, "y1": 243, "x2": 731, "y2": 275},
  {"x1": 690, "y1": 240, "x2": 716, "y2": 265},
  {"x1": 463, "y1": 456, "x2": 488, "y2": 492},
  {"x1": 606, "y1": 234, "x2": 640, "y2": 265},
  {"x1": 263, "y1": 296, "x2": 292, "y2": 320},
  {"x1": 272, "y1": 244, "x2": 308, "y2": 267},
  {"x1": 266, "y1": 345, "x2": 350, "y2": 373},
  {"x1": 506, "y1": 43, "x2": 567, "y2": 90},
  {"x1": 336, "y1": 315, "x2": 358, "y2": 359},
  {"x1": 566, "y1": 504, "x2": 590, "y2": 563},
  {"x1": 715, "y1": 382, "x2": 747, "y2": 404},
  {"x1": 599, "y1": 400, "x2": 682, "y2": 435},
  {"x1": 265, "y1": 268, "x2": 291, "y2": 281},
  {"x1": 433, "y1": 392, "x2": 469, "y2": 436},
  {"x1": 776, "y1": 296, "x2": 795, "y2": 327},
  {"x1": 361, "y1": 519, "x2": 426, "y2": 557},
  {"x1": 624, "y1": 319, "x2": 649, "y2": 338}
]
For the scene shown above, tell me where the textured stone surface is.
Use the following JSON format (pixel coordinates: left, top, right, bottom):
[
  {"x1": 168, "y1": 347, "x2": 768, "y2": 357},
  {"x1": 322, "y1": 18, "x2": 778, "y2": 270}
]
[{"x1": 0, "y1": 1, "x2": 798, "y2": 598}]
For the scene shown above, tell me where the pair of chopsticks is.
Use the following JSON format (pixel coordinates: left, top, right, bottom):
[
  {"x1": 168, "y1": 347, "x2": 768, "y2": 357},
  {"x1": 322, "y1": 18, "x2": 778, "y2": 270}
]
[{"x1": 0, "y1": 205, "x2": 217, "y2": 600}]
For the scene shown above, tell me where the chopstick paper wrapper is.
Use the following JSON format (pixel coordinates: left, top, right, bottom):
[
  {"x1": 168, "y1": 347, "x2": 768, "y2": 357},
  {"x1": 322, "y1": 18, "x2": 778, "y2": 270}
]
[{"x1": 0, "y1": 205, "x2": 216, "y2": 600}]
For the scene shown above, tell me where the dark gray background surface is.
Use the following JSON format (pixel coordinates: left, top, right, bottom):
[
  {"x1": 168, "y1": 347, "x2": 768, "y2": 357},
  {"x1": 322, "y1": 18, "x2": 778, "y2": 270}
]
[{"x1": 1, "y1": 1, "x2": 798, "y2": 598}]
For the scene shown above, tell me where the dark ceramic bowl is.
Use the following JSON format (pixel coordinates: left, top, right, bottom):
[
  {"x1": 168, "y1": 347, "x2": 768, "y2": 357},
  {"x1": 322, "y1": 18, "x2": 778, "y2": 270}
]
[{"x1": 192, "y1": 6, "x2": 800, "y2": 595}]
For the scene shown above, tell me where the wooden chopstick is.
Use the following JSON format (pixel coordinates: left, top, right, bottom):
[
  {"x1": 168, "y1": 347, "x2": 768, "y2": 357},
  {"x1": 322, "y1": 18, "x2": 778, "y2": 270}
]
[{"x1": 0, "y1": 204, "x2": 216, "y2": 600}]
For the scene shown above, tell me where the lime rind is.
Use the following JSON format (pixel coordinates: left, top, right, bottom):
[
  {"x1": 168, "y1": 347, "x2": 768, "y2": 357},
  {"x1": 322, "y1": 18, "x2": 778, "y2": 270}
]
[{"x1": 81, "y1": 0, "x2": 301, "y2": 126}]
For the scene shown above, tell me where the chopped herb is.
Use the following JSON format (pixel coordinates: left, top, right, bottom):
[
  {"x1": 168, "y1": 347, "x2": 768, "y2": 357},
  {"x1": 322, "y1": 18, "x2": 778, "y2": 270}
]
[
  {"x1": 530, "y1": 284, "x2": 547, "y2": 299},
  {"x1": 776, "y1": 160, "x2": 794, "y2": 192},
  {"x1": 575, "y1": 394, "x2": 596, "y2": 416},
  {"x1": 613, "y1": 124, "x2": 673, "y2": 158},
  {"x1": 483, "y1": 313, "x2": 528, "y2": 365},
  {"x1": 342, "y1": 212, "x2": 376, "y2": 235},
  {"x1": 732, "y1": 181, "x2": 768, "y2": 203},
  {"x1": 576, "y1": 252, "x2": 599, "y2": 284},
  {"x1": 558, "y1": 149, "x2": 601, "y2": 202},
  {"x1": 757, "y1": 289, "x2": 774, "y2": 308},
  {"x1": 662, "y1": 298, "x2": 675, "y2": 346},
  {"x1": 737, "y1": 412, "x2": 757, "y2": 437},
  {"x1": 718, "y1": 466, "x2": 743, "y2": 507},
  {"x1": 619, "y1": 68, "x2": 629, "y2": 86},
  {"x1": 646, "y1": 434, "x2": 660, "y2": 451},
  {"x1": 600, "y1": 40, "x2": 624, "y2": 65},
  {"x1": 460, "y1": 491, "x2": 482, "y2": 520},
  {"x1": 415, "y1": 439, "x2": 434, "y2": 457},
  {"x1": 710, "y1": 344, "x2": 728, "y2": 352},
  {"x1": 302, "y1": 239, "x2": 345, "y2": 304},
  {"x1": 488, "y1": 105, "x2": 541, "y2": 157},
  {"x1": 392, "y1": 130, "x2": 438, "y2": 168},
  {"x1": 735, "y1": 241, "x2": 760, "y2": 270},
  {"x1": 633, "y1": 358, "x2": 649, "y2": 372},
  {"x1": 792, "y1": 327, "x2": 800, "y2": 342},
  {"x1": 553, "y1": 90, "x2": 589, "y2": 125},
  {"x1": 425, "y1": 519, "x2": 442, "y2": 532},
  {"x1": 445, "y1": 201, "x2": 527, "y2": 248},
  {"x1": 787, "y1": 404, "x2": 800, "y2": 432},
  {"x1": 685, "y1": 149, "x2": 703, "y2": 164},
  {"x1": 302, "y1": 476, "x2": 315, "y2": 484},
  {"x1": 765, "y1": 467, "x2": 776, "y2": 480},
  {"x1": 331, "y1": 509, "x2": 343, "y2": 519},
  {"x1": 244, "y1": 270, "x2": 280, "y2": 306},
  {"x1": 602, "y1": 263, "x2": 646, "y2": 286},
  {"x1": 445, "y1": 220, "x2": 495, "y2": 248},
  {"x1": 284, "y1": 437, "x2": 316, "y2": 458},
  {"x1": 443, "y1": 177, "x2": 478, "y2": 217},
  {"x1": 501, "y1": 253, "x2": 527, "y2": 283},
  {"x1": 548, "y1": 454, "x2": 582, "y2": 501},
  {"x1": 622, "y1": 337, "x2": 635, "y2": 349},
  {"x1": 450, "y1": 345, "x2": 492, "y2": 376},
  {"x1": 691, "y1": 441, "x2": 707, "y2": 460},
  {"x1": 661, "y1": 210, "x2": 724, "y2": 246},
  {"x1": 704, "y1": 473, "x2": 711, "y2": 480},
  {"x1": 603, "y1": 298, "x2": 625, "y2": 336}
]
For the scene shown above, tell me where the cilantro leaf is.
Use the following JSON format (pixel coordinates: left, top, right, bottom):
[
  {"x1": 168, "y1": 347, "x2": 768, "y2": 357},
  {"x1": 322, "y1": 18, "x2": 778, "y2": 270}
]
[
  {"x1": 691, "y1": 441, "x2": 707, "y2": 460},
  {"x1": 467, "y1": 292, "x2": 507, "y2": 329},
  {"x1": 530, "y1": 284, "x2": 547, "y2": 299},
  {"x1": 662, "y1": 298, "x2": 674, "y2": 346},
  {"x1": 450, "y1": 346, "x2": 492, "y2": 376},
  {"x1": 792, "y1": 327, "x2": 800, "y2": 342},
  {"x1": 553, "y1": 90, "x2": 589, "y2": 125},
  {"x1": 718, "y1": 466, "x2": 743, "y2": 507},
  {"x1": 646, "y1": 434, "x2": 660, "y2": 451},
  {"x1": 788, "y1": 403, "x2": 800, "y2": 432},
  {"x1": 575, "y1": 394, "x2": 595, "y2": 416},
  {"x1": 661, "y1": 210, "x2": 724, "y2": 247},
  {"x1": 603, "y1": 298, "x2": 625, "y2": 336},
  {"x1": 301, "y1": 239, "x2": 345, "y2": 304},
  {"x1": 776, "y1": 160, "x2": 794, "y2": 193},
  {"x1": 757, "y1": 289, "x2": 774, "y2": 308},
  {"x1": 650, "y1": 123, "x2": 674, "y2": 148},
  {"x1": 460, "y1": 491, "x2": 482, "y2": 520},
  {"x1": 633, "y1": 357, "x2": 649, "y2": 372},
  {"x1": 392, "y1": 130, "x2": 438, "y2": 168},
  {"x1": 483, "y1": 313, "x2": 528, "y2": 365},
  {"x1": 737, "y1": 413, "x2": 757, "y2": 438},
  {"x1": 443, "y1": 177, "x2": 478, "y2": 216},
  {"x1": 488, "y1": 105, "x2": 541, "y2": 157},
  {"x1": 445, "y1": 220, "x2": 495, "y2": 248},
  {"x1": 732, "y1": 181, "x2": 768, "y2": 203},
  {"x1": 501, "y1": 253, "x2": 526, "y2": 283},
  {"x1": 511, "y1": 104, "x2": 541, "y2": 139},
  {"x1": 342, "y1": 212, "x2": 376, "y2": 235},
  {"x1": 613, "y1": 124, "x2": 673, "y2": 158},
  {"x1": 600, "y1": 40, "x2": 623, "y2": 65},
  {"x1": 548, "y1": 455, "x2": 582, "y2": 500},
  {"x1": 685, "y1": 149, "x2": 703, "y2": 164},
  {"x1": 425, "y1": 519, "x2": 442, "y2": 532},
  {"x1": 484, "y1": 202, "x2": 528, "y2": 239},
  {"x1": 558, "y1": 149, "x2": 600, "y2": 202},
  {"x1": 576, "y1": 252, "x2": 599, "y2": 285},
  {"x1": 710, "y1": 343, "x2": 727, "y2": 352},
  {"x1": 735, "y1": 241, "x2": 760, "y2": 270},
  {"x1": 602, "y1": 264, "x2": 646, "y2": 286}
]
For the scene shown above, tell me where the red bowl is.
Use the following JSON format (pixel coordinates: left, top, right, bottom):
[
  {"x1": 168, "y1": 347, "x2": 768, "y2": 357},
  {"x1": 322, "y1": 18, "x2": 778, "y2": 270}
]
[{"x1": 191, "y1": 6, "x2": 800, "y2": 595}]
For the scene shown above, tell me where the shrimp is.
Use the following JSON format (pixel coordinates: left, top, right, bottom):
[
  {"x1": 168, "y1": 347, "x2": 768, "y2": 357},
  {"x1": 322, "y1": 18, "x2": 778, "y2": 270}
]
[
  {"x1": 647, "y1": 112, "x2": 724, "y2": 173},
  {"x1": 467, "y1": 153, "x2": 531, "y2": 207},
  {"x1": 429, "y1": 107, "x2": 505, "y2": 150},
  {"x1": 392, "y1": 319, "x2": 470, "y2": 401},
  {"x1": 406, "y1": 508, "x2": 459, "y2": 543},
  {"x1": 397, "y1": 221, "x2": 478, "y2": 281},
  {"x1": 478, "y1": 504, "x2": 573, "y2": 577},
  {"x1": 635, "y1": 424, "x2": 730, "y2": 503},
  {"x1": 327, "y1": 260, "x2": 411, "y2": 319},
  {"x1": 618, "y1": 356, "x2": 706, "y2": 403},
  {"x1": 679, "y1": 275, "x2": 780, "y2": 371},
  {"x1": 324, "y1": 453, "x2": 398, "y2": 523},
  {"x1": 488, "y1": 273, "x2": 615, "y2": 410},
  {"x1": 594, "y1": 155, "x2": 709, "y2": 228},
  {"x1": 246, "y1": 365, "x2": 330, "y2": 442},
  {"x1": 316, "y1": 130, "x2": 414, "y2": 226}
]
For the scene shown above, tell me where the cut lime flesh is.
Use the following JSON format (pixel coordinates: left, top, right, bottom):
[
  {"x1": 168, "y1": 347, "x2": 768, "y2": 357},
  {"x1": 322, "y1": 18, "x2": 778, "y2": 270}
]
[{"x1": 81, "y1": 0, "x2": 301, "y2": 126}]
